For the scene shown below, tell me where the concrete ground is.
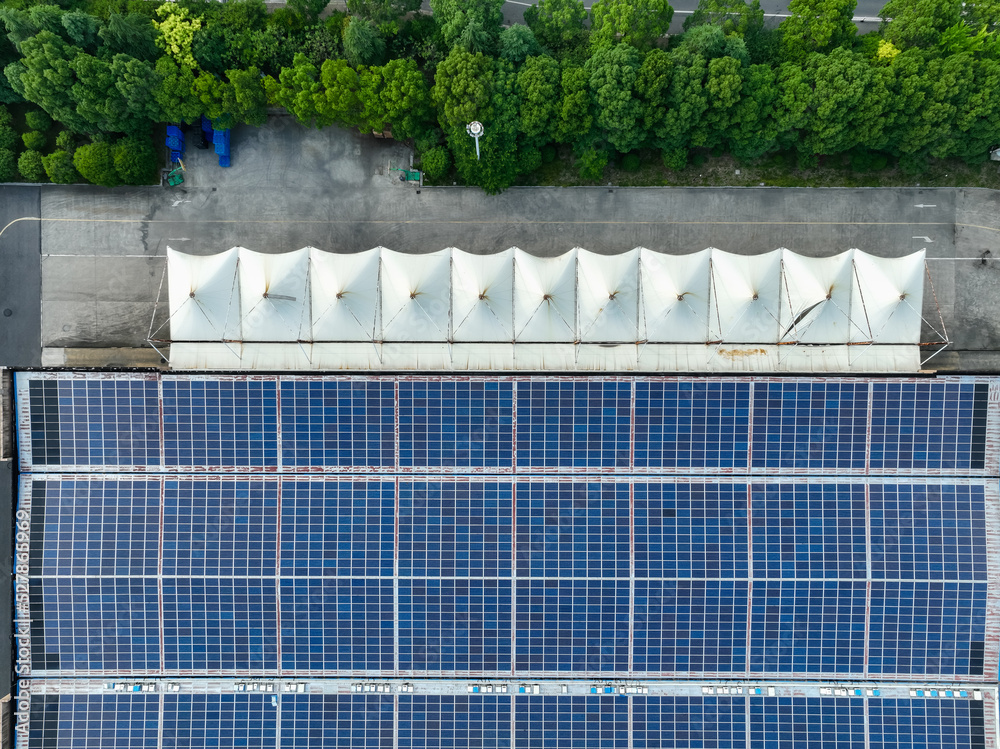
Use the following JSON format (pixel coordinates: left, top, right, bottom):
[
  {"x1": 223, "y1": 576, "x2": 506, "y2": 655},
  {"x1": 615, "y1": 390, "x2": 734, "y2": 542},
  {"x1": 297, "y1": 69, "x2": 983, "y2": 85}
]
[{"x1": 0, "y1": 115, "x2": 994, "y2": 370}]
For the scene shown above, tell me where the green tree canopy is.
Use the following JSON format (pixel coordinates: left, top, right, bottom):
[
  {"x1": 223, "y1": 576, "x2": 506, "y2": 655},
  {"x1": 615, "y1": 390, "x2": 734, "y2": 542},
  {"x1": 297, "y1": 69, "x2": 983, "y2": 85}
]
[
  {"x1": 429, "y1": 0, "x2": 504, "y2": 53},
  {"x1": 153, "y1": 55, "x2": 204, "y2": 123},
  {"x1": 42, "y1": 149, "x2": 79, "y2": 182},
  {"x1": 431, "y1": 46, "x2": 493, "y2": 130},
  {"x1": 516, "y1": 54, "x2": 561, "y2": 139},
  {"x1": 347, "y1": 0, "x2": 422, "y2": 32},
  {"x1": 499, "y1": 25, "x2": 542, "y2": 63},
  {"x1": 343, "y1": 16, "x2": 386, "y2": 67},
  {"x1": 779, "y1": 0, "x2": 857, "y2": 61},
  {"x1": 73, "y1": 141, "x2": 120, "y2": 186},
  {"x1": 99, "y1": 13, "x2": 160, "y2": 61},
  {"x1": 880, "y1": 0, "x2": 962, "y2": 49},
  {"x1": 524, "y1": 0, "x2": 588, "y2": 52},
  {"x1": 683, "y1": 0, "x2": 764, "y2": 36},
  {"x1": 589, "y1": 0, "x2": 674, "y2": 50},
  {"x1": 585, "y1": 43, "x2": 645, "y2": 152}
]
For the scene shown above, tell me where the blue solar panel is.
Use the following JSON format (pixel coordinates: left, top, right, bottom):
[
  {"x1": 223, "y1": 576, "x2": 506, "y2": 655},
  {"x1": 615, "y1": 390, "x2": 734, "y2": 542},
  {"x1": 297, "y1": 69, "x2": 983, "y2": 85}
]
[
  {"x1": 162, "y1": 378, "x2": 278, "y2": 468},
  {"x1": 29, "y1": 479, "x2": 160, "y2": 577},
  {"x1": 400, "y1": 481, "x2": 513, "y2": 577},
  {"x1": 751, "y1": 484, "x2": 866, "y2": 579},
  {"x1": 32, "y1": 578, "x2": 159, "y2": 672},
  {"x1": 280, "y1": 379, "x2": 395, "y2": 467},
  {"x1": 871, "y1": 484, "x2": 988, "y2": 580},
  {"x1": 749, "y1": 697, "x2": 865, "y2": 749},
  {"x1": 162, "y1": 694, "x2": 277, "y2": 748},
  {"x1": 516, "y1": 381, "x2": 631, "y2": 468},
  {"x1": 634, "y1": 381, "x2": 751, "y2": 469},
  {"x1": 751, "y1": 381, "x2": 868, "y2": 469},
  {"x1": 280, "y1": 694, "x2": 394, "y2": 748},
  {"x1": 163, "y1": 480, "x2": 278, "y2": 577},
  {"x1": 749, "y1": 581, "x2": 867, "y2": 674},
  {"x1": 280, "y1": 480, "x2": 395, "y2": 577},
  {"x1": 634, "y1": 580, "x2": 748, "y2": 673},
  {"x1": 514, "y1": 696, "x2": 628, "y2": 749},
  {"x1": 869, "y1": 581, "x2": 988, "y2": 676},
  {"x1": 869, "y1": 699, "x2": 984, "y2": 749},
  {"x1": 28, "y1": 694, "x2": 159, "y2": 749},
  {"x1": 162, "y1": 578, "x2": 278, "y2": 672},
  {"x1": 634, "y1": 482, "x2": 748, "y2": 578},
  {"x1": 399, "y1": 579, "x2": 512, "y2": 671},
  {"x1": 399, "y1": 696, "x2": 512, "y2": 749},
  {"x1": 633, "y1": 696, "x2": 747, "y2": 749},
  {"x1": 280, "y1": 578, "x2": 393, "y2": 671},
  {"x1": 24, "y1": 376, "x2": 161, "y2": 468},
  {"x1": 399, "y1": 380, "x2": 514, "y2": 467},
  {"x1": 515, "y1": 482, "x2": 629, "y2": 578},
  {"x1": 514, "y1": 580, "x2": 629, "y2": 672},
  {"x1": 870, "y1": 381, "x2": 986, "y2": 471}
]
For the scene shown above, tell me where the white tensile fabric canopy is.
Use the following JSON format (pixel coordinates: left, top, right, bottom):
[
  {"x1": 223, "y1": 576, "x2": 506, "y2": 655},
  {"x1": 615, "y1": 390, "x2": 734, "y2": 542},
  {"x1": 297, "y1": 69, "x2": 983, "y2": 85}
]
[{"x1": 162, "y1": 246, "x2": 933, "y2": 371}]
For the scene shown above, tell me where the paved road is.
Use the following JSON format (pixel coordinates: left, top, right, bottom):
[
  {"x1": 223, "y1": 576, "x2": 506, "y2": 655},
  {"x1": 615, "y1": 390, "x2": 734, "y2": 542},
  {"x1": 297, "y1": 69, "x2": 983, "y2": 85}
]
[
  {"x1": 15, "y1": 117, "x2": 999, "y2": 372},
  {"x1": 0, "y1": 186, "x2": 41, "y2": 367}
]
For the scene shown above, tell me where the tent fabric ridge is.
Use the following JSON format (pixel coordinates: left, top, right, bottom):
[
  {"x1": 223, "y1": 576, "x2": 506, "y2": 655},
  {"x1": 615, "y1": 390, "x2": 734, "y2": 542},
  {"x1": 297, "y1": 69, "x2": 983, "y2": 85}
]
[{"x1": 161, "y1": 246, "x2": 932, "y2": 350}]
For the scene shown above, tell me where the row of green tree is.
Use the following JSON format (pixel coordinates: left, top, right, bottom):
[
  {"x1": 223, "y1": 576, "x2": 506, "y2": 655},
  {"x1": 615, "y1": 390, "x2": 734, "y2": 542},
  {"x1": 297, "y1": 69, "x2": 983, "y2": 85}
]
[{"x1": 1, "y1": 0, "x2": 999, "y2": 191}]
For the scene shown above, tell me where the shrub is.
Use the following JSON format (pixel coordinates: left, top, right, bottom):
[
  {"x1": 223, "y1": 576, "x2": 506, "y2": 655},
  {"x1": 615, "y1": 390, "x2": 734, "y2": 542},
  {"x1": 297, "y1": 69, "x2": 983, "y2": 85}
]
[
  {"x1": 17, "y1": 150, "x2": 46, "y2": 181},
  {"x1": 576, "y1": 147, "x2": 608, "y2": 181},
  {"x1": 73, "y1": 142, "x2": 121, "y2": 187},
  {"x1": 0, "y1": 125, "x2": 17, "y2": 151},
  {"x1": 0, "y1": 149, "x2": 16, "y2": 182},
  {"x1": 42, "y1": 150, "x2": 81, "y2": 184},
  {"x1": 662, "y1": 148, "x2": 688, "y2": 171},
  {"x1": 420, "y1": 146, "x2": 450, "y2": 180},
  {"x1": 621, "y1": 152, "x2": 641, "y2": 172},
  {"x1": 55, "y1": 130, "x2": 76, "y2": 153},
  {"x1": 113, "y1": 135, "x2": 159, "y2": 184},
  {"x1": 24, "y1": 110, "x2": 52, "y2": 131},
  {"x1": 0, "y1": 106, "x2": 12, "y2": 126},
  {"x1": 22, "y1": 131, "x2": 47, "y2": 151}
]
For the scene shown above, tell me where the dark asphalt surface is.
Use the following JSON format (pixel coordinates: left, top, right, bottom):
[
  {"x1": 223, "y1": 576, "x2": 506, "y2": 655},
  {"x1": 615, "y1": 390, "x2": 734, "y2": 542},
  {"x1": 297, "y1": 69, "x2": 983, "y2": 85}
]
[{"x1": 0, "y1": 187, "x2": 41, "y2": 367}]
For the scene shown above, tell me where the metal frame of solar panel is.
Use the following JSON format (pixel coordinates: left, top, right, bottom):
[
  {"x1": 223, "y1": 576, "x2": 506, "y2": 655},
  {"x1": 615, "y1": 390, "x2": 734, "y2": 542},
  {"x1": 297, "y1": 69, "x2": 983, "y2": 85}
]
[{"x1": 12, "y1": 372, "x2": 1000, "y2": 749}]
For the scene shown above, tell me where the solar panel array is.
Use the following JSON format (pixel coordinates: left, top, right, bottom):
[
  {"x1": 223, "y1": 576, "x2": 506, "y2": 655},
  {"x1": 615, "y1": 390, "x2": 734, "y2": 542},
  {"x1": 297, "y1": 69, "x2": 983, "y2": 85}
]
[
  {"x1": 17, "y1": 475, "x2": 994, "y2": 679},
  {"x1": 18, "y1": 375, "x2": 993, "y2": 475},
  {"x1": 13, "y1": 373, "x2": 1000, "y2": 749},
  {"x1": 21, "y1": 688, "x2": 991, "y2": 749}
]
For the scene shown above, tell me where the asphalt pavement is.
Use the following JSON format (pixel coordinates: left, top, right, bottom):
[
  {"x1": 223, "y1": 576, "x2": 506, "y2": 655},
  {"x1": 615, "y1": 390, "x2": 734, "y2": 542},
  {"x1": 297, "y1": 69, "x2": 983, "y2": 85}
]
[{"x1": 0, "y1": 187, "x2": 41, "y2": 367}]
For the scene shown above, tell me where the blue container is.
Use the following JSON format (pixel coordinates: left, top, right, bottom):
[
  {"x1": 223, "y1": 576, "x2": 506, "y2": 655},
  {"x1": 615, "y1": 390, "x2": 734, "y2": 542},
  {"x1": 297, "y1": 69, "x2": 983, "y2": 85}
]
[{"x1": 219, "y1": 154, "x2": 231, "y2": 167}]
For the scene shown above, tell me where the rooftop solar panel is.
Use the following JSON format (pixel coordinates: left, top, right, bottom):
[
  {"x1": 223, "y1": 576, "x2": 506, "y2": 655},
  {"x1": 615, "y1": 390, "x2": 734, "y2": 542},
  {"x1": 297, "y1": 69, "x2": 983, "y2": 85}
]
[
  {"x1": 633, "y1": 482, "x2": 748, "y2": 579},
  {"x1": 280, "y1": 379, "x2": 395, "y2": 468},
  {"x1": 400, "y1": 481, "x2": 513, "y2": 577},
  {"x1": 513, "y1": 696, "x2": 629, "y2": 749},
  {"x1": 750, "y1": 484, "x2": 867, "y2": 579},
  {"x1": 749, "y1": 697, "x2": 865, "y2": 749},
  {"x1": 869, "y1": 698, "x2": 986, "y2": 749},
  {"x1": 515, "y1": 482, "x2": 629, "y2": 578},
  {"x1": 281, "y1": 694, "x2": 393, "y2": 749},
  {"x1": 515, "y1": 380, "x2": 632, "y2": 468},
  {"x1": 280, "y1": 578, "x2": 394, "y2": 672},
  {"x1": 634, "y1": 381, "x2": 751, "y2": 470},
  {"x1": 749, "y1": 581, "x2": 867, "y2": 674},
  {"x1": 162, "y1": 378, "x2": 278, "y2": 469},
  {"x1": 399, "y1": 695, "x2": 512, "y2": 749},
  {"x1": 632, "y1": 695, "x2": 746, "y2": 749},
  {"x1": 27, "y1": 694, "x2": 159, "y2": 749},
  {"x1": 634, "y1": 580, "x2": 749, "y2": 674},
  {"x1": 399, "y1": 380, "x2": 514, "y2": 468},
  {"x1": 751, "y1": 380, "x2": 868, "y2": 470},
  {"x1": 163, "y1": 694, "x2": 277, "y2": 749},
  {"x1": 279, "y1": 479, "x2": 395, "y2": 577}
]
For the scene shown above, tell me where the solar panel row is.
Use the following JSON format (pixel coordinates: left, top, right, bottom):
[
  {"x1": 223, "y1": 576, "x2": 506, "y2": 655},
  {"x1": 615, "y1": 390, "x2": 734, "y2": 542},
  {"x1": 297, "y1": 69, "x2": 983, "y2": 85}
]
[
  {"x1": 25, "y1": 478, "x2": 989, "y2": 581},
  {"x1": 20, "y1": 477, "x2": 991, "y2": 679},
  {"x1": 18, "y1": 375, "x2": 994, "y2": 474},
  {"x1": 23, "y1": 693, "x2": 987, "y2": 749}
]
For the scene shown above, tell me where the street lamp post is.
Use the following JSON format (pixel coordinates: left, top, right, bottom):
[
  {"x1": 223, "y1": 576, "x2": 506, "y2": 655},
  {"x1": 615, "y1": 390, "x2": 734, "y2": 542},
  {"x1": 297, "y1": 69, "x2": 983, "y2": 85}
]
[{"x1": 466, "y1": 121, "x2": 484, "y2": 160}]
